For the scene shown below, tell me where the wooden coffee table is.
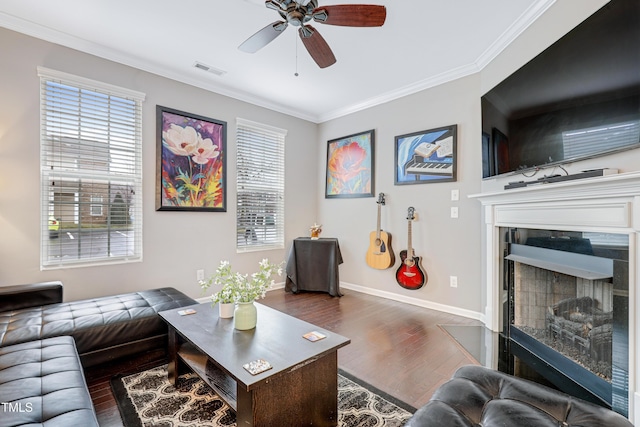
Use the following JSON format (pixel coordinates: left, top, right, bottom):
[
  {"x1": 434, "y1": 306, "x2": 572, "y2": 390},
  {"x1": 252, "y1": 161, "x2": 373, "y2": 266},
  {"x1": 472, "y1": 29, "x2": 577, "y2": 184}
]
[{"x1": 159, "y1": 302, "x2": 350, "y2": 427}]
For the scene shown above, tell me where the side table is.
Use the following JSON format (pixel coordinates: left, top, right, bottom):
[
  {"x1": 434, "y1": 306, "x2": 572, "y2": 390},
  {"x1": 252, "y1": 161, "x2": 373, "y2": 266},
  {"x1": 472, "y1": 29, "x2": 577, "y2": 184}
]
[{"x1": 285, "y1": 237, "x2": 343, "y2": 296}]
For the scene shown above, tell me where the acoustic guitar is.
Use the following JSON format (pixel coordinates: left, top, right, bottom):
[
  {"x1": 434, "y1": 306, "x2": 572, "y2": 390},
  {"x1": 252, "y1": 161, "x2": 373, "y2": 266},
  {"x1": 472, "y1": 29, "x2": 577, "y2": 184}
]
[
  {"x1": 366, "y1": 193, "x2": 395, "y2": 269},
  {"x1": 396, "y1": 207, "x2": 426, "y2": 289}
]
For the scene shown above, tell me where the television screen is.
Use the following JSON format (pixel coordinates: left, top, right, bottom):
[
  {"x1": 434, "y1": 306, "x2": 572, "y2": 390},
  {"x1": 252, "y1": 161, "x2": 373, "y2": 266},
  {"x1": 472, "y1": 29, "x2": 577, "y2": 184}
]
[{"x1": 481, "y1": 0, "x2": 640, "y2": 178}]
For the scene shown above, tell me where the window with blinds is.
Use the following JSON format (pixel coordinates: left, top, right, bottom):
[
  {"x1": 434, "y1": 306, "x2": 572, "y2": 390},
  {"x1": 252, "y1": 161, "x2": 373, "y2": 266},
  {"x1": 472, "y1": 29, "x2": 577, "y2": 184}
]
[
  {"x1": 236, "y1": 118, "x2": 286, "y2": 252},
  {"x1": 39, "y1": 67, "x2": 145, "y2": 268}
]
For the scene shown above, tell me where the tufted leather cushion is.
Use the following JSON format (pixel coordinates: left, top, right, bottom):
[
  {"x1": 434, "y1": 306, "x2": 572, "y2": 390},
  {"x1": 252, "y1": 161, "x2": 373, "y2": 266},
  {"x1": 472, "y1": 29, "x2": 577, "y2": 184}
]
[
  {"x1": 0, "y1": 288, "x2": 196, "y2": 362},
  {"x1": 405, "y1": 365, "x2": 633, "y2": 427},
  {"x1": 0, "y1": 336, "x2": 98, "y2": 427},
  {"x1": 0, "y1": 282, "x2": 63, "y2": 312}
]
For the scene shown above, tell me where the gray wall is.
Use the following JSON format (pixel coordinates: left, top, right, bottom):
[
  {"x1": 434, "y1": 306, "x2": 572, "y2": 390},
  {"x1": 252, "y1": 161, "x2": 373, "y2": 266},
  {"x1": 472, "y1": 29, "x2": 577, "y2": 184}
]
[
  {"x1": 0, "y1": 28, "x2": 317, "y2": 301},
  {"x1": 317, "y1": 75, "x2": 484, "y2": 316},
  {"x1": 313, "y1": 0, "x2": 639, "y2": 319},
  {"x1": 2, "y1": 0, "x2": 638, "y2": 320}
]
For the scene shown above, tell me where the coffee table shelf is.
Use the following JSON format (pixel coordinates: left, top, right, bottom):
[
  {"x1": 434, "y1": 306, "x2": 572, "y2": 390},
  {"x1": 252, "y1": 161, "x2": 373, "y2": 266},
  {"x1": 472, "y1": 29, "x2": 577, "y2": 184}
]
[{"x1": 178, "y1": 342, "x2": 238, "y2": 411}]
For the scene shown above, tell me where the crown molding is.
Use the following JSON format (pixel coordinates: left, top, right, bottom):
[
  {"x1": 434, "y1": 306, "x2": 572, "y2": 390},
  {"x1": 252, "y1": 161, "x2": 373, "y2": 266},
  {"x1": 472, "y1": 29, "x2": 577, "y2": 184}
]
[
  {"x1": 475, "y1": 0, "x2": 556, "y2": 69},
  {"x1": 317, "y1": 0, "x2": 556, "y2": 123},
  {"x1": 0, "y1": 1, "x2": 555, "y2": 124},
  {"x1": 0, "y1": 11, "x2": 318, "y2": 122},
  {"x1": 317, "y1": 63, "x2": 481, "y2": 123}
]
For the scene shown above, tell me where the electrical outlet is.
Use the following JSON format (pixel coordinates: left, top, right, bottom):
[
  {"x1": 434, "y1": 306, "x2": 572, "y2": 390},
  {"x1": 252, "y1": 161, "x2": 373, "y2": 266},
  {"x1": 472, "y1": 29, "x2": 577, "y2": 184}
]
[
  {"x1": 450, "y1": 207, "x2": 459, "y2": 218},
  {"x1": 196, "y1": 269, "x2": 205, "y2": 281},
  {"x1": 450, "y1": 276, "x2": 458, "y2": 288}
]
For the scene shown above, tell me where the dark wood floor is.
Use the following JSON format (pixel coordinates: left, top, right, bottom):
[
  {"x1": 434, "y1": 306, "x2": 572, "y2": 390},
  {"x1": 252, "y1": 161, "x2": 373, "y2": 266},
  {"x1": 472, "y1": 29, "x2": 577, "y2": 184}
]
[{"x1": 86, "y1": 288, "x2": 481, "y2": 426}]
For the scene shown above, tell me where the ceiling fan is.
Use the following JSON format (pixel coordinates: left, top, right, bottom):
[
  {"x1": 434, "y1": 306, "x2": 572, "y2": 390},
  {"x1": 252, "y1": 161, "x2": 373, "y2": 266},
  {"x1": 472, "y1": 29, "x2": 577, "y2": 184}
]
[{"x1": 239, "y1": 0, "x2": 387, "y2": 68}]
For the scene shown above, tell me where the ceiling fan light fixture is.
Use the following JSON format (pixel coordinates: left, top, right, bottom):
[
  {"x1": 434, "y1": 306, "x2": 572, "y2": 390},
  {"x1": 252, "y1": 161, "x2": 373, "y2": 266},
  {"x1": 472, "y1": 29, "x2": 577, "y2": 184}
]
[
  {"x1": 312, "y1": 10, "x2": 328, "y2": 23},
  {"x1": 241, "y1": 1, "x2": 385, "y2": 68},
  {"x1": 265, "y1": 1, "x2": 281, "y2": 11},
  {"x1": 273, "y1": 21, "x2": 288, "y2": 31},
  {"x1": 299, "y1": 26, "x2": 313, "y2": 38}
]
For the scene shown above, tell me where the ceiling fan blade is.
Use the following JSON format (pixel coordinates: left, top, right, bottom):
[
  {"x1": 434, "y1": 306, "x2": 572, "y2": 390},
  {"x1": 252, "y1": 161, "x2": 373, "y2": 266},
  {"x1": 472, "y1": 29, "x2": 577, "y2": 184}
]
[
  {"x1": 238, "y1": 20, "x2": 288, "y2": 53},
  {"x1": 298, "y1": 25, "x2": 336, "y2": 68},
  {"x1": 313, "y1": 5, "x2": 386, "y2": 27}
]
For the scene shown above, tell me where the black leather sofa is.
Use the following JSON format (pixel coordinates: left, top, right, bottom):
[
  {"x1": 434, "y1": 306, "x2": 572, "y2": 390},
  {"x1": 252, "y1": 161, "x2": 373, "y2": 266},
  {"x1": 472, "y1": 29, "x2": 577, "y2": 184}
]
[
  {"x1": 0, "y1": 281, "x2": 196, "y2": 427},
  {"x1": 405, "y1": 365, "x2": 633, "y2": 427},
  {"x1": 0, "y1": 336, "x2": 99, "y2": 427}
]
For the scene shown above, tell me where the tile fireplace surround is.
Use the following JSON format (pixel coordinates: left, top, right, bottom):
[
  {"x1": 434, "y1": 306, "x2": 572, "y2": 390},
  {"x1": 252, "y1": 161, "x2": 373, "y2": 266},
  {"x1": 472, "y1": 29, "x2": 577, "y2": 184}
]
[{"x1": 471, "y1": 171, "x2": 640, "y2": 423}]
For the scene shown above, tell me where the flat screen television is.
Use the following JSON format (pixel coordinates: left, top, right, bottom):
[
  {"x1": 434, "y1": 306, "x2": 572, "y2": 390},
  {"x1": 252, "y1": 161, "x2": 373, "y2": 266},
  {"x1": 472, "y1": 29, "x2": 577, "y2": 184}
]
[{"x1": 481, "y1": 0, "x2": 640, "y2": 179}]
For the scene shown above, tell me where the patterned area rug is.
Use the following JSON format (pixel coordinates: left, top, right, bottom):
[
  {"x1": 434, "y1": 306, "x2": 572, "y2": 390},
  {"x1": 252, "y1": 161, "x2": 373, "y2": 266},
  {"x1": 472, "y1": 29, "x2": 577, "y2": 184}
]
[{"x1": 111, "y1": 364, "x2": 415, "y2": 427}]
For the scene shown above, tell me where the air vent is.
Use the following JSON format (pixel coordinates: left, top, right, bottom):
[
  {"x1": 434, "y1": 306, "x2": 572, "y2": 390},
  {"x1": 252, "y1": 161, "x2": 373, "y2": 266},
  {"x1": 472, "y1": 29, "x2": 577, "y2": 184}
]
[{"x1": 193, "y1": 62, "x2": 227, "y2": 76}]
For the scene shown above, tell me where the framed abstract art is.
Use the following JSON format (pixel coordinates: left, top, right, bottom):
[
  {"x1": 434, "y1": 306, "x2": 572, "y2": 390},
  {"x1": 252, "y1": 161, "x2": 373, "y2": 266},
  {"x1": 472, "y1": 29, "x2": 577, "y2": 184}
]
[
  {"x1": 325, "y1": 129, "x2": 375, "y2": 198},
  {"x1": 156, "y1": 105, "x2": 227, "y2": 211},
  {"x1": 394, "y1": 124, "x2": 457, "y2": 185}
]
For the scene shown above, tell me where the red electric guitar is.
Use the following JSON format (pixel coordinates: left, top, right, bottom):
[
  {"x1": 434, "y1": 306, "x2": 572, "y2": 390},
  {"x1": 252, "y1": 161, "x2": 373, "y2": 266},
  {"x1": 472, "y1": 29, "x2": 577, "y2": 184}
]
[{"x1": 395, "y1": 207, "x2": 426, "y2": 289}]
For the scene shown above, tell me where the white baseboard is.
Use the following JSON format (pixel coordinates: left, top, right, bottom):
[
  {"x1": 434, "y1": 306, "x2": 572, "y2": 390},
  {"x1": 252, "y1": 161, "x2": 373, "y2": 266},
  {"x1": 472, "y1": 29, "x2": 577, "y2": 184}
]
[
  {"x1": 340, "y1": 281, "x2": 486, "y2": 323},
  {"x1": 199, "y1": 281, "x2": 485, "y2": 324}
]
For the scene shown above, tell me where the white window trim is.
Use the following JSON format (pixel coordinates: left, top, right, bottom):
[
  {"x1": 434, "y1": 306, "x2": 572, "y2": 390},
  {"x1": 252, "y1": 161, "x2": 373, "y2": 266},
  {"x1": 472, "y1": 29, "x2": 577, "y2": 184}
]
[
  {"x1": 236, "y1": 118, "x2": 287, "y2": 253},
  {"x1": 90, "y1": 195, "x2": 104, "y2": 216},
  {"x1": 37, "y1": 67, "x2": 146, "y2": 101},
  {"x1": 39, "y1": 67, "x2": 145, "y2": 269}
]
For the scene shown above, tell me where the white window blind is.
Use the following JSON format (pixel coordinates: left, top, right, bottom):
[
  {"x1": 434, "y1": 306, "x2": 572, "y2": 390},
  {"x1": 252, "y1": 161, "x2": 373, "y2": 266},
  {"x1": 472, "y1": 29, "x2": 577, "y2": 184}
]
[
  {"x1": 39, "y1": 67, "x2": 145, "y2": 268},
  {"x1": 562, "y1": 120, "x2": 640, "y2": 160},
  {"x1": 236, "y1": 118, "x2": 286, "y2": 252}
]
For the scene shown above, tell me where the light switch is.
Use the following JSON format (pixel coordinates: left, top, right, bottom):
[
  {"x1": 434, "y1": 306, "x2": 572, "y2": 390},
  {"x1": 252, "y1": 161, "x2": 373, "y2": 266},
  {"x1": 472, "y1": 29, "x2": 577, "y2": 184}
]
[
  {"x1": 451, "y1": 207, "x2": 459, "y2": 218},
  {"x1": 451, "y1": 189, "x2": 459, "y2": 201}
]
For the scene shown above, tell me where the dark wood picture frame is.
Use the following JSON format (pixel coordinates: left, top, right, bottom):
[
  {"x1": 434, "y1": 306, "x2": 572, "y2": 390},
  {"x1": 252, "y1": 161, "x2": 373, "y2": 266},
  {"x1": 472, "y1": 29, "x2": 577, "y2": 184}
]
[
  {"x1": 482, "y1": 131, "x2": 494, "y2": 178},
  {"x1": 325, "y1": 129, "x2": 375, "y2": 199},
  {"x1": 492, "y1": 127, "x2": 510, "y2": 175},
  {"x1": 394, "y1": 124, "x2": 457, "y2": 185},
  {"x1": 156, "y1": 105, "x2": 227, "y2": 211}
]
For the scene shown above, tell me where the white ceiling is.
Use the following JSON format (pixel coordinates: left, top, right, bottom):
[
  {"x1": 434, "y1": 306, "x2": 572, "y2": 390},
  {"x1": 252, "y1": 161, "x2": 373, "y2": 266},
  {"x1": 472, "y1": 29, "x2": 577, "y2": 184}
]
[{"x1": 0, "y1": 0, "x2": 554, "y2": 123}]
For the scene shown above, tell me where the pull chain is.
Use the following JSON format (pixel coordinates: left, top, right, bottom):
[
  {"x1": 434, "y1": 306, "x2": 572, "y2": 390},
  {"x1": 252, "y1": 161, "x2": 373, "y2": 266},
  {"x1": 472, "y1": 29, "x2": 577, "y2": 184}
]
[{"x1": 294, "y1": 32, "x2": 299, "y2": 77}]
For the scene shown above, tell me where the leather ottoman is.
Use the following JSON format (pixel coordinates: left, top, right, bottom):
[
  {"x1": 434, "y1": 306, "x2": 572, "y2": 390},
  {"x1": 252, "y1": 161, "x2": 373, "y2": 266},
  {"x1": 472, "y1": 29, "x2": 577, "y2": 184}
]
[
  {"x1": 405, "y1": 365, "x2": 632, "y2": 427},
  {"x1": 0, "y1": 336, "x2": 98, "y2": 427},
  {"x1": 0, "y1": 285, "x2": 196, "y2": 367}
]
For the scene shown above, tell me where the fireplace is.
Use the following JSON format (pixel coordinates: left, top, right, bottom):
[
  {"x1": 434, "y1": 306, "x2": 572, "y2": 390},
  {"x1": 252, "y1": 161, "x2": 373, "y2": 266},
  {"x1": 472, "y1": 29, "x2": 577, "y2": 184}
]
[
  {"x1": 471, "y1": 171, "x2": 640, "y2": 423},
  {"x1": 502, "y1": 229, "x2": 628, "y2": 413}
]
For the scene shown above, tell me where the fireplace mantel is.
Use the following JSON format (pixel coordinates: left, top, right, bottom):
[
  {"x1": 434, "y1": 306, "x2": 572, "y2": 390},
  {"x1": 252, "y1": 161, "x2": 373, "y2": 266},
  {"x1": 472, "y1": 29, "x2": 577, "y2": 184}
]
[
  {"x1": 470, "y1": 170, "x2": 640, "y2": 423},
  {"x1": 472, "y1": 171, "x2": 640, "y2": 206}
]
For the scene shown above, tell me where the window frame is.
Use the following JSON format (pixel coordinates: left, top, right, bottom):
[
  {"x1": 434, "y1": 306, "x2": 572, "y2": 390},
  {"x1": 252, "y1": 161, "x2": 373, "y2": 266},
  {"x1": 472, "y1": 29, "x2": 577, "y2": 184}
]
[
  {"x1": 38, "y1": 67, "x2": 145, "y2": 269},
  {"x1": 90, "y1": 195, "x2": 104, "y2": 217},
  {"x1": 236, "y1": 118, "x2": 286, "y2": 253}
]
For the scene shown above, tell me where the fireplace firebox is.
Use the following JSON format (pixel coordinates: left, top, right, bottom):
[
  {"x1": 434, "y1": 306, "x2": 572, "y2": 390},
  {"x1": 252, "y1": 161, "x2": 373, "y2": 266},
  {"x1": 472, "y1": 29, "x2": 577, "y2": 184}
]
[
  {"x1": 471, "y1": 171, "x2": 640, "y2": 423},
  {"x1": 501, "y1": 228, "x2": 629, "y2": 416}
]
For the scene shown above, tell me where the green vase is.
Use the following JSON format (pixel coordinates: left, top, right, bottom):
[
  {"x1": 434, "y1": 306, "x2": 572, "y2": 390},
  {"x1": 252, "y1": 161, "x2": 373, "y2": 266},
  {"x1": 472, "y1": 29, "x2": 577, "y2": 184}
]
[{"x1": 234, "y1": 301, "x2": 257, "y2": 330}]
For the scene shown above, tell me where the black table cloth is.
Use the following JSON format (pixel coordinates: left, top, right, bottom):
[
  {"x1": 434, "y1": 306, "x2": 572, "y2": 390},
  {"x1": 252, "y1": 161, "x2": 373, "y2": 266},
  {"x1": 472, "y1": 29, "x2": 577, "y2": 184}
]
[{"x1": 285, "y1": 237, "x2": 343, "y2": 297}]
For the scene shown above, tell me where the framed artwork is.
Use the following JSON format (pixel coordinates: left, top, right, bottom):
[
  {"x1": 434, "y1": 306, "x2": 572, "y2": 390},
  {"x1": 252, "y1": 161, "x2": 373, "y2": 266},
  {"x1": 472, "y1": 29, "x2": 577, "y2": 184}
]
[
  {"x1": 492, "y1": 127, "x2": 510, "y2": 175},
  {"x1": 325, "y1": 129, "x2": 375, "y2": 198},
  {"x1": 394, "y1": 124, "x2": 457, "y2": 185},
  {"x1": 482, "y1": 131, "x2": 494, "y2": 178},
  {"x1": 156, "y1": 105, "x2": 227, "y2": 211}
]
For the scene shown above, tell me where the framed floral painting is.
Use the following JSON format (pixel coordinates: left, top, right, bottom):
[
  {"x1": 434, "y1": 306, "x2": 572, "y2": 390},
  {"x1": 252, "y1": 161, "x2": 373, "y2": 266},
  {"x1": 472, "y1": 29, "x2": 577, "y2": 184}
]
[
  {"x1": 156, "y1": 106, "x2": 227, "y2": 211},
  {"x1": 325, "y1": 129, "x2": 375, "y2": 198}
]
